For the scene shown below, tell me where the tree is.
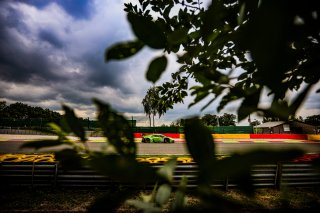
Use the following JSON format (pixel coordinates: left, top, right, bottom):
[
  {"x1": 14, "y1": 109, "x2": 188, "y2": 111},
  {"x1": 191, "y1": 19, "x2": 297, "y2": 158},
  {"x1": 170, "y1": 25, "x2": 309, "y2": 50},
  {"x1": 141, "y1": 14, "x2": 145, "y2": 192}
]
[
  {"x1": 219, "y1": 113, "x2": 237, "y2": 126},
  {"x1": 170, "y1": 118, "x2": 185, "y2": 127},
  {"x1": 106, "y1": 0, "x2": 319, "y2": 123},
  {"x1": 250, "y1": 119, "x2": 261, "y2": 126},
  {"x1": 201, "y1": 114, "x2": 219, "y2": 126},
  {"x1": 262, "y1": 117, "x2": 281, "y2": 123},
  {"x1": 142, "y1": 86, "x2": 163, "y2": 127},
  {"x1": 1, "y1": 102, "x2": 61, "y2": 120},
  {"x1": 0, "y1": 101, "x2": 8, "y2": 118},
  {"x1": 305, "y1": 114, "x2": 320, "y2": 126}
]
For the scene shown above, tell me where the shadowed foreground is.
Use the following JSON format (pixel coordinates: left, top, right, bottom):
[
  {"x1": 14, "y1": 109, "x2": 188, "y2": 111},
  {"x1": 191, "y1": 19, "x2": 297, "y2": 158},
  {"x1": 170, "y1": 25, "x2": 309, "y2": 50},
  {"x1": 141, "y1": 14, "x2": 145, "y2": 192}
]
[{"x1": 0, "y1": 187, "x2": 320, "y2": 212}]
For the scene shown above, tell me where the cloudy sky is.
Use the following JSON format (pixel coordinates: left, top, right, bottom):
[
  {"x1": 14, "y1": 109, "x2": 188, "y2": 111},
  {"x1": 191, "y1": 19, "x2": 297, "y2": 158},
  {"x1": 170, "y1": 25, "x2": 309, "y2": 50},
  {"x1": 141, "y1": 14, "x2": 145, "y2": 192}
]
[{"x1": 0, "y1": 0, "x2": 319, "y2": 126}]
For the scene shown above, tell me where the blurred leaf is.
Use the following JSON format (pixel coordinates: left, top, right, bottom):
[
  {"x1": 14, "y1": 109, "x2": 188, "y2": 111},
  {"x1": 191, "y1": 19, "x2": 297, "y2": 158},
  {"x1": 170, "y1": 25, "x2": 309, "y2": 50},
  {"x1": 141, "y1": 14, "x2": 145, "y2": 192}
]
[
  {"x1": 128, "y1": 12, "x2": 166, "y2": 49},
  {"x1": 20, "y1": 140, "x2": 64, "y2": 150},
  {"x1": 184, "y1": 117, "x2": 216, "y2": 185},
  {"x1": 155, "y1": 184, "x2": 172, "y2": 206},
  {"x1": 184, "y1": 117, "x2": 215, "y2": 167},
  {"x1": 93, "y1": 98, "x2": 136, "y2": 157},
  {"x1": 167, "y1": 28, "x2": 188, "y2": 45},
  {"x1": 157, "y1": 158, "x2": 177, "y2": 183},
  {"x1": 48, "y1": 122, "x2": 68, "y2": 140},
  {"x1": 62, "y1": 105, "x2": 87, "y2": 142},
  {"x1": 208, "y1": 149, "x2": 304, "y2": 180},
  {"x1": 146, "y1": 55, "x2": 168, "y2": 83},
  {"x1": 237, "y1": 91, "x2": 260, "y2": 121},
  {"x1": 105, "y1": 40, "x2": 144, "y2": 61},
  {"x1": 55, "y1": 148, "x2": 84, "y2": 169},
  {"x1": 171, "y1": 176, "x2": 187, "y2": 211},
  {"x1": 87, "y1": 154, "x2": 157, "y2": 184}
]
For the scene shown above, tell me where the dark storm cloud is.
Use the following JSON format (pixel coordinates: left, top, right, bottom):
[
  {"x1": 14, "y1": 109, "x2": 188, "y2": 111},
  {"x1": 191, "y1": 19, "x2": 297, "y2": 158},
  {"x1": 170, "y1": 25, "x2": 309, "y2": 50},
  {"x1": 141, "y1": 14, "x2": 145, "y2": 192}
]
[
  {"x1": 83, "y1": 53, "x2": 131, "y2": 92},
  {"x1": 38, "y1": 29, "x2": 64, "y2": 49},
  {"x1": 0, "y1": 3, "x2": 64, "y2": 84},
  {"x1": 0, "y1": 0, "x2": 130, "y2": 93}
]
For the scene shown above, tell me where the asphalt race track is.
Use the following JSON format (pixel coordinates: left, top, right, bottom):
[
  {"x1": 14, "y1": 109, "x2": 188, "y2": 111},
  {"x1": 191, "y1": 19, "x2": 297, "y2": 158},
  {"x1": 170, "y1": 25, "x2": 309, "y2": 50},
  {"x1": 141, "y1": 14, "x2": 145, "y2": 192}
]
[{"x1": 0, "y1": 135, "x2": 320, "y2": 155}]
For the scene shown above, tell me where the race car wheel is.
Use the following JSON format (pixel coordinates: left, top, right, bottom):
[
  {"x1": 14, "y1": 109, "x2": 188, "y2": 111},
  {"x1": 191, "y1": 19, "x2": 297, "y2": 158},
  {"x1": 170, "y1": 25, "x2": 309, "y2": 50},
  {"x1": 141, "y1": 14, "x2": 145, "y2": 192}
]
[
  {"x1": 164, "y1": 138, "x2": 169, "y2": 143},
  {"x1": 146, "y1": 138, "x2": 151, "y2": 143}
]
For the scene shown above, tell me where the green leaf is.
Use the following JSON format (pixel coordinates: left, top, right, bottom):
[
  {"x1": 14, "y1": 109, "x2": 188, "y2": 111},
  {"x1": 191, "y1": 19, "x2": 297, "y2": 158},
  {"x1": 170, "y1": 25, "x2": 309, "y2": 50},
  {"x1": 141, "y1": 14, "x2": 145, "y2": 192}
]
[
  {"x1": 87, "y1": 154, "x2": 157, "y2": 184},
  {"x1": 105, "y1": 40, "x2": 144, "y2": 61},
  {"x1": 146, "y1": 55, "x2": 167, "y2": 83},
  {"x1": 237, "y1": 92, "x2": 260, "y2": 121},
  {"x1": 62, "y1": 105, "x2": 86, "y2": 142},
  {"x1": 184, "y1": 117, "x2": 215, "y2": 168},
  {"x1": 127, "y1": 13, "x2": 166, "y2": 49},
  {"x1": 167, "y1": 28, "x2": 188, "y2": 45},
  {"x1": 210, "y1": 149, "x2": 304, "y2": 179},
  {"x1": 93, "y1": 98, "x2": 136, "y2": 157},
  {"x1": 20, "y1": 140, "x2": 64, "y2": 150},
  {"x1": 155, "y1": 184, "x2": 172, "y2": 206},
  {"x1": 55, "y1": 148, "x2": 84, "y2": 169},
  {"x1": 171, "y1": 176, "x2": 187, "y2": 211},
  {"x1": 157, "y1": 158, "x2": 177, "y2": 183},
  {"x1": 237, "y1": 3, "x2": 246, "y2": 25},
  {"x1": 205, "y1": 148, "x2": 303, "y2": 195},
  {"x1": 48, "y1": 122, "x2": 68, "y2": 140}
]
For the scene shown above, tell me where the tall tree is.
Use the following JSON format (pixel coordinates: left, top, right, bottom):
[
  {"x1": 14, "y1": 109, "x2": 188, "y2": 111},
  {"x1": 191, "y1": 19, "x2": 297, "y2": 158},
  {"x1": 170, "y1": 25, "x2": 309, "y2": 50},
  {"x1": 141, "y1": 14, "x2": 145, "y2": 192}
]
[
  {"x1": 106, "y1": 0, "x2": 320, "y2": 123},
  {"x1": 142, "y1": 86, "x2": 162, "y2": 127}
]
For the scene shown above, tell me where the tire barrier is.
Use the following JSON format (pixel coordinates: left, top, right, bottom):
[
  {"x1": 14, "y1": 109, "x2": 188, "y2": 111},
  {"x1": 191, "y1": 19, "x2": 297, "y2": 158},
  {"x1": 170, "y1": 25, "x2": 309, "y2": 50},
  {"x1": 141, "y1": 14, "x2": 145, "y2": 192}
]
[
  {"x1": 0, "y1": 154, "x2": 230, "y2": 164},
  {"x1": 1, "y1": 154, "x2": 320, "y2": 190},
  {"x1": 0, "y1": 153, "x2": 319, "y2": 163},
  {"x1": 0, "y1": 154, "x2": 56, "y2": 163}
]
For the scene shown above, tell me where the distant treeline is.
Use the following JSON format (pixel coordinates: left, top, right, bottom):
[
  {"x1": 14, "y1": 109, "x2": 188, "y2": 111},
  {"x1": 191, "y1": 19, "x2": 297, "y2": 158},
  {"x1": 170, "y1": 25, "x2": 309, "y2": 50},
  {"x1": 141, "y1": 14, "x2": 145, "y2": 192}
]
[
  {"x1": 0, "y1": 117, "x2": 253, "y2": 134},
  {"x1": 0, "y1": 101, "x2": 255, "y2": 133}
]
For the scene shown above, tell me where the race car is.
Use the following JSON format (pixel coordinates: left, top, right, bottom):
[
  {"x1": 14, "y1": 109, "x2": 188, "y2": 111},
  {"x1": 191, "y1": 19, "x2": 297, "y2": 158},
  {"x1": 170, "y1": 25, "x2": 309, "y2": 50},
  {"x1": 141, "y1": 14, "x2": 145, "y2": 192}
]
[{"x1": 141, "y1": 134, "x2": 175, "y2": 143}]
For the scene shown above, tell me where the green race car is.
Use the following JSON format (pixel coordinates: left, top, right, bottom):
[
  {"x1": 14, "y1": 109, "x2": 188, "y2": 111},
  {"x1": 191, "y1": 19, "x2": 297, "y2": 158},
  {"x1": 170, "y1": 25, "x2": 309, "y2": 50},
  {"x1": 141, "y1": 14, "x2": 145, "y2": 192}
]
[{"x1": 141, "y1": 134, "x2": 175, "y2": 143}]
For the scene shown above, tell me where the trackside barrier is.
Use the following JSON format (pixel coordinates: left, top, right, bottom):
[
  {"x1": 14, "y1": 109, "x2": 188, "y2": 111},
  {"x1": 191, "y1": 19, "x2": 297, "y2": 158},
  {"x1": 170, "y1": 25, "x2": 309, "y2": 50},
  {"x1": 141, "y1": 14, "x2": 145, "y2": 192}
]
[{"x1": 1, "y1": 162, "x2": 319, "y2": 190}]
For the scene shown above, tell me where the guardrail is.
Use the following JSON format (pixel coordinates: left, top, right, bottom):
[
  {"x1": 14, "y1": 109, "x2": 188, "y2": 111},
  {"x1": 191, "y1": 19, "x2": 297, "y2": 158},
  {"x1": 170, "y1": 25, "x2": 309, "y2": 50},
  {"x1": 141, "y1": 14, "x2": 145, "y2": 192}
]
[{"x1": 1, "y1": 162, "x2": 319, "y2": 190}]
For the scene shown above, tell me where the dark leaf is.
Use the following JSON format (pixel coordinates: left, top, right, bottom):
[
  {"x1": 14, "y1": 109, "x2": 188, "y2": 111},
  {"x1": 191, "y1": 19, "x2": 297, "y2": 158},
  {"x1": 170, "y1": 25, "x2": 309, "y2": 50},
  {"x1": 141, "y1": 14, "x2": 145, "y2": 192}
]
[
  {"x1": 146, "y1": 55, "x2": 168, "y2": 83},
  {"x1": 157, "y1": 158, "x2": 177, "y2": 183},
  {"x1": 171, "y1": 176, "x2": 187, "y2": 211},
  {"x1": 237, "y1": 91, "x2": 260, "y2": 121},
  {"x1": 167, "y1": 28, "x2": 188, "y2": 45},
  {"x1": 93, "y1": 98, "x2": 136, "y2": 157},
  {"x1": 88, "y1": 154, "x2": 157, "y2": 184},
  {"x1": 55, "y1": 148, "x2": 84, "y2": 169},
  {"x1": 105, "y1": 40, "x2": 144, "y2": 61},
  {"x1": 62, "y1": 105, "x2": 86, "y2": 142},
  {"x1": 184, "y1": 117, "x2": 215, "y2": 179},
  {"x1": 128, "y1": 12, "x2": 166, "y2": 49}
]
